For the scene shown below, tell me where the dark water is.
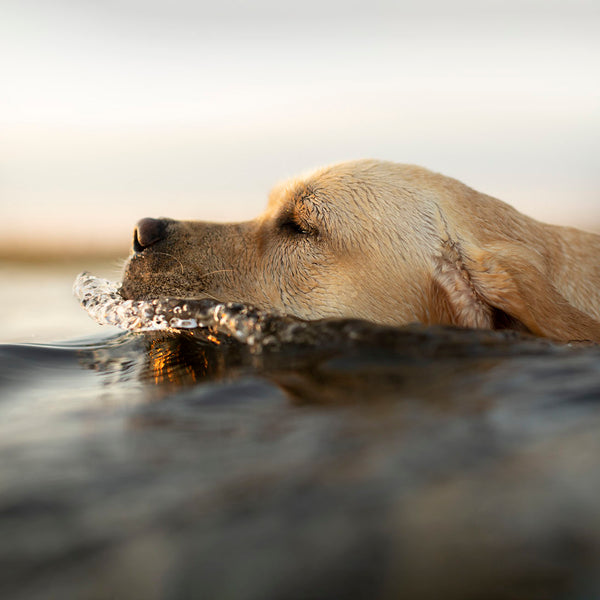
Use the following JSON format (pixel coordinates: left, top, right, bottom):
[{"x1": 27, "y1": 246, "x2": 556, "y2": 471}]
[{"x1": 2, "y1": 322, "x2": 600, "y2": 599}]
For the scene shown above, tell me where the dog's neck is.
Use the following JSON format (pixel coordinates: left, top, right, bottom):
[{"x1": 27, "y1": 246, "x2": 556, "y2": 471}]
[{"x1": 548, "y1": 224, "x2": 600, "y2": 321}]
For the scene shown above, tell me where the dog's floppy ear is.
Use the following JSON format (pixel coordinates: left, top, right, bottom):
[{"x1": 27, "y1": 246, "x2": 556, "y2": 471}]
[
  {"x1": 430, "y1": 241, "x2": 496, "y2": 331},
  {"x1": 433, "y1": 240, "x2": 600, "y2": 341}
]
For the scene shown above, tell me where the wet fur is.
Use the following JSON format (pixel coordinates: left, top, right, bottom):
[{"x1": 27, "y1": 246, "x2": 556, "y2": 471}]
[{"x1": 121, "y1": 160, "x2": 600, "y2": 342}]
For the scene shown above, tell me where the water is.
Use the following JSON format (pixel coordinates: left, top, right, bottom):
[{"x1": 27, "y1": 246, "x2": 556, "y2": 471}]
[
  {"x1": 73, "y1": 271, "x2": 289, "y2": 345},
  {"x1": 2, "y1": 273, "x2": 600, "y2": 598}
]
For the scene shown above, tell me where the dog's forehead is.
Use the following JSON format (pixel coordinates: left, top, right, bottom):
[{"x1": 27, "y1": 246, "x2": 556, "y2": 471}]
[
  {"x1": 267, "y1": 166, "x2": 370, "y2": 209},
  {"x1": 262, "y1": 160, "x2": 442, "y2": 224}
]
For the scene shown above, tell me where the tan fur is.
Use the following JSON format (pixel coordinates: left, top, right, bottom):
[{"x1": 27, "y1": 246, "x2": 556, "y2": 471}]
[{"x1": 121, "y1": 160, "x2": 600, "y2": 342}]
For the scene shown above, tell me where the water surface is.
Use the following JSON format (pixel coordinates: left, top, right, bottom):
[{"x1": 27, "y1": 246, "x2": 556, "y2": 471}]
[{"x1": 2, "y1": 272, "x2": 600, "y2": 599}]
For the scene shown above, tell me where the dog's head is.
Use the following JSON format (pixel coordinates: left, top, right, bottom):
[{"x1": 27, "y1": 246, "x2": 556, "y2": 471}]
[
  {"x1": 121, "y1": 159, "x2": 600, "y2": 341},
  {"x1": 121, "y1": 160, "x2": 442, "y2": 323}
]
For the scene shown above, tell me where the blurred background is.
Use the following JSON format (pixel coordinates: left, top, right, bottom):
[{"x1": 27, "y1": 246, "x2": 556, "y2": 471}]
[{"x1": 1, "y1": 0, "x2": 599, "y2": 341}]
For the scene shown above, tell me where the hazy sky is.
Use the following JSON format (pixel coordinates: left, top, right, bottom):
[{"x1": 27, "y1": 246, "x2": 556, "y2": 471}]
[{"x1": 1, "y1": 0, "x2": 599, "y2": 253}]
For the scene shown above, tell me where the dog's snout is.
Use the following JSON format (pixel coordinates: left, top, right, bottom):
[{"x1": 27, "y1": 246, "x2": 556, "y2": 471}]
[{"x1": 133, "y1": 218, "x2": 168, "y2": 252}]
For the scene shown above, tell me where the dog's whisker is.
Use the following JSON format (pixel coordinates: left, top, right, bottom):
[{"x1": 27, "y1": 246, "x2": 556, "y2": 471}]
[
  {"x1": 202, "y1": 269, "x2": 235, "y2": 278},
  {"x1": 200, "y1": 291, "x2": 222, "y2": 302}
]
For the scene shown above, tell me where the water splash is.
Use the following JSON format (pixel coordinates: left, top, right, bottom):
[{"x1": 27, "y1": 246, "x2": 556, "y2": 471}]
[{"x1": 73, "y1": 272, "x2": 309, "y2": 346}]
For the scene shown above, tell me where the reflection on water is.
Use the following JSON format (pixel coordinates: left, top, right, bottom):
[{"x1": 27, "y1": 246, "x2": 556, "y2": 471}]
[{"x1": 2, "y1": 315, "x2": 600, "y2": 598}]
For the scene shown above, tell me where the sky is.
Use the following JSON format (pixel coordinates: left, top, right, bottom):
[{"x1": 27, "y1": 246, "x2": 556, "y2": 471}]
[{"x1": 1, "y1": 0, "x2": 599, "y2": 255}]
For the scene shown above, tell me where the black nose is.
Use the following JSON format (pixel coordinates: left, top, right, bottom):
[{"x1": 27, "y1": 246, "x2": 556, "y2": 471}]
[{"x1": 133, "y1": 218, "x2": 168, "y2": 252}]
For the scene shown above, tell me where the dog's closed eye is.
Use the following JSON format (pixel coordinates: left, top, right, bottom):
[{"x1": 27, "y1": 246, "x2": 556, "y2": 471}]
[{"x1": 278, "y1": 212, "x2": 316, "y2": 237}]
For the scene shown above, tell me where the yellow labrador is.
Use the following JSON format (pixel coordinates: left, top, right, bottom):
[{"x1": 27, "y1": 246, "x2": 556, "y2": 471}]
[{"x1": 121, "y1": 160, "x2": 600, "y2": 342}]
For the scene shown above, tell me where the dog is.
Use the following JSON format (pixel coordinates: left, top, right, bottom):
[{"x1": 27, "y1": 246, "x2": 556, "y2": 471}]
[{"x1": 120, "y1": 160, "x2": 600, "y2": 342}]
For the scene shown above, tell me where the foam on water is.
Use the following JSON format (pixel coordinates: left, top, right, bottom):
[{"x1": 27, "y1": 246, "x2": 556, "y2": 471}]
[{"x1": 73, "y1": 272, "x2": 288, "y2": 345}]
